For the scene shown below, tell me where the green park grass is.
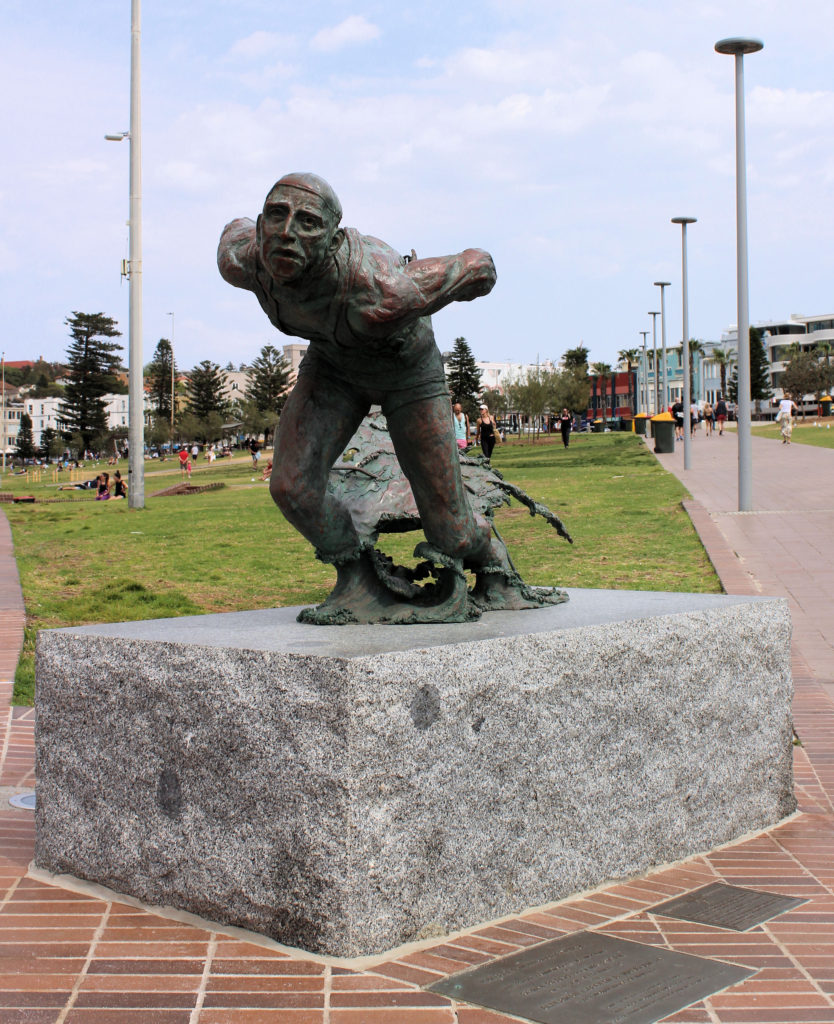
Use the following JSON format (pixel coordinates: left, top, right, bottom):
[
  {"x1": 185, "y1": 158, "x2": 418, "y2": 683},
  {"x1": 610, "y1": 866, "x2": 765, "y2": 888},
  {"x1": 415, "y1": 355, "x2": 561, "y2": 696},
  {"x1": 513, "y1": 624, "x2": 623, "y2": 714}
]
[
  {"x1": 3, "y1": 433, "x2": 719, "y2": 704},
  {"x1": 751, "y1": 419, "x2": 834, "y2": 449}
]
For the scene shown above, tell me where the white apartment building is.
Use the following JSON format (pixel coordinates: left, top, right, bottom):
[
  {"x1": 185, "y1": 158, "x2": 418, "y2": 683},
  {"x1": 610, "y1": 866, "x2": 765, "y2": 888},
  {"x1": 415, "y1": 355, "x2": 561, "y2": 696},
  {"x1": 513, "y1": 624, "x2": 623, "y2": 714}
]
[
  {"x1": 1, "y1": 385, "x2": 24, "y2": 455},
  {"x1": 720, "y1": 314, "x2": 832, "y2": 410},
  {"x1": 21, "y1": 393, "x2": 152, "y2": 448}
]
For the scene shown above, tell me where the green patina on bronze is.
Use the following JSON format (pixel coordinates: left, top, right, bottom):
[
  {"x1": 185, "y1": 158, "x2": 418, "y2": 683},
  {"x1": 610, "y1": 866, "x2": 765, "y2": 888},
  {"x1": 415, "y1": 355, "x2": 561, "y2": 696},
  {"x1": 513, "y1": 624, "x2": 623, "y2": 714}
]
[{"x1": 218, "y1": 173, "x2": 572, "y2": 624}]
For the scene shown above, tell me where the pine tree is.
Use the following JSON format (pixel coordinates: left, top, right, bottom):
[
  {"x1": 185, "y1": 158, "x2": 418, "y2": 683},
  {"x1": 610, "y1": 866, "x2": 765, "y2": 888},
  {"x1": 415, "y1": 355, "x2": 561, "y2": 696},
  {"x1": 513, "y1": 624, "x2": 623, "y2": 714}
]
[
  {"x1": 59, "y1": 312, "x2": 124, "y2": 451},
  {"x1": 728, "y1": 327, "x2": 773, "y2": 409},
  {"x1": 39, "y1": 427, "x2": 59, "y2": 460},
  {"x1": 147, "y1": 339, "x2": 176, "y2": 422},
  {"x1": 186, "y1": 361, "x2": 229, "y2": 421},
  {"x1": 15, "y1": 413, "x2": 36, "y2": 460},
  {"x1": 246, "y1": 344, "x2": 292, "y2": 442},
  {"x1": 445, "y1": 337, "x2": 482, "y2": 418}
]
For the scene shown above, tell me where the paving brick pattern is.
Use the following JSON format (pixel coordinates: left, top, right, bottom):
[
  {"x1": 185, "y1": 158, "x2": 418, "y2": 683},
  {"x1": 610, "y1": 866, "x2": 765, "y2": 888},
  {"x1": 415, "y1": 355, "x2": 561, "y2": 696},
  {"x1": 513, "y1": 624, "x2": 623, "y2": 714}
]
[{"x1": 1, "y1": 431, "x2": 833, "y2": 1022}]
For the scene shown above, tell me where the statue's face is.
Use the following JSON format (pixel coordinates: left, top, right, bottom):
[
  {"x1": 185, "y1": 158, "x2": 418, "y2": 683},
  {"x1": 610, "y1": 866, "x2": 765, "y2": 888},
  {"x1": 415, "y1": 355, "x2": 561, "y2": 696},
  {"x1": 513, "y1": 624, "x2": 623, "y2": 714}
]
[{"x1": 258, "y1": 185, "x2": 337, "y2": 282}]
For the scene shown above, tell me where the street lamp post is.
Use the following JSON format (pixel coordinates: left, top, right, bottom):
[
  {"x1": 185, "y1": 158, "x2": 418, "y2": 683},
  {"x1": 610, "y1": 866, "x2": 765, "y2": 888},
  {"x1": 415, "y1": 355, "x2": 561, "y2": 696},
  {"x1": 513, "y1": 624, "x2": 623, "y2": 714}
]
[
  {"x1": 639, "y1": 331, "x2": 649, "y2": 414},
  {"x1": 105, "y1": 0, "x2": 144, "y2": 509},
  {"x1": 672, "y1": 217, "x2": 697, "y2": 470},
  {"x1": 167, "y1": 312, "x2": 175, "y2": 435},
  {"x1": 654, "y1": 283, "x2": 671, "y2": 411},
  {"x1": 648, "y1": 311, "x2": 660, "y2": 414},
  {"x1": 716, "y1": 36, "x2": 763, "y2": 511}
]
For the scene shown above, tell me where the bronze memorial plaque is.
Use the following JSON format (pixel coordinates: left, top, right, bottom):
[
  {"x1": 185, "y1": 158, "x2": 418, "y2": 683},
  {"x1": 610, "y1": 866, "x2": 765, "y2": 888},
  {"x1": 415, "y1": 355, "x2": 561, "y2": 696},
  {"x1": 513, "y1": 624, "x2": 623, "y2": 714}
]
[
  {"x1": 652, "y1": 882, "x2": 807, "y2": 932},
  {"x1": 429, "y1": 931, "x2": 754, "y2": 1024}
]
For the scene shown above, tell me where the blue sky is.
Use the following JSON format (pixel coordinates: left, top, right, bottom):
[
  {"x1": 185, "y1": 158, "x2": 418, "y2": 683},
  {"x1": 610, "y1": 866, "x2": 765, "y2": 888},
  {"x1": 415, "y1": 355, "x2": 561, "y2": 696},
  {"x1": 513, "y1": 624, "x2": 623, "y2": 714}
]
[{"x1": 2, "y1": 0, "x2": 833, "y2": 372}]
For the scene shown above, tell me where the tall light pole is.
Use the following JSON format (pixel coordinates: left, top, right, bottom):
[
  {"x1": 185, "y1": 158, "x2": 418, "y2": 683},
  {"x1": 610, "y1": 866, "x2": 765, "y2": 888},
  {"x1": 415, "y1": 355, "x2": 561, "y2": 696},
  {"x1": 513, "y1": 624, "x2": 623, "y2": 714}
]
[
  {"x1": 648, "y1": 311, "x2": 660, "y2": 414},
  {"x1": 672, "y1": 217, "x2": 697, "y2": 470},
  {"x1": 654, "y1": 283, "x2": 671, "y2": 411},
  {"x1": 639, "y1": 331, "x2": 649, "y2": 414},
  {"x1": 167, "y1": 312, "x2": 175, "y2": 434},
  {"x1": 716, "y1": 36, "x2": 762, "y2": 511},
  {"x1": 106, "y1": 0, "x2": 144, "y2": 508}
]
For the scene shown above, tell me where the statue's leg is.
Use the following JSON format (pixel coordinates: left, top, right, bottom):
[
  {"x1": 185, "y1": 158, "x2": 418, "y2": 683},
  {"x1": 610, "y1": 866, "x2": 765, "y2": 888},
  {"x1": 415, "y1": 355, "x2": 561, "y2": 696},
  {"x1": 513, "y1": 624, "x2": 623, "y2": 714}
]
[
  {"x1": 384, "y1": 392, "x2": 493, "y2": 564},
  {"x1": 270, "y1": 369, "x2": 368, "y2": 561},
  {"x1": 277, "y1": 371, "x2": 468, "y2": 624},
  {"x1": 386, "y1": 392, "x2": 567, "y2": 611}
]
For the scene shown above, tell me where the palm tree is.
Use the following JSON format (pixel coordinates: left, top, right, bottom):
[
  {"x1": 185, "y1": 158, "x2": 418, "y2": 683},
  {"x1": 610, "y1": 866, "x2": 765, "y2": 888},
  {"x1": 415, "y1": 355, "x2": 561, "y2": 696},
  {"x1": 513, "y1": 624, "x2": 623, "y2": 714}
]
[
  {"x1": 710, "y1": 347, "x2": 733, "y2": 398},
  {"x1": 687, "y1": 339, "x2": 705, "y2": 401},
  {"x1": 590, "y1": 362, "x2": 612, "y2": 427},
  {"x1": 618, "y1": 348, "x2": 640, "y2": 414}
]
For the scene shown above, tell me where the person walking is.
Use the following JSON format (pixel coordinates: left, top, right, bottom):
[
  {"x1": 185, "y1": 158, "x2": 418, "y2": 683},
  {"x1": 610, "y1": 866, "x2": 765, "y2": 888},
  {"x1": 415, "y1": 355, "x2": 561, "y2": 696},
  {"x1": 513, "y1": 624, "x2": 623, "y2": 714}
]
[
  {"x1": 559, "y1": 408, "x2": 572, "y2": 449},
  {"x1": 672, "y1": 397, "x2": 684, "y2": 441},
  {"x1": 452, "y1": 403, "x2": 470, "y2": 451},
  {"x1": 703, "y1": 400, "x2": 714, "y2": 437},
  {"x1": 777, "y1": 393, "x2": 798, "y2": 444},
  {"x1": 476, "y1": 405, "x2": 500, "y2": 461},
  {"x1": 714, "y1": 395, "x2": 728, "y2": 436}
]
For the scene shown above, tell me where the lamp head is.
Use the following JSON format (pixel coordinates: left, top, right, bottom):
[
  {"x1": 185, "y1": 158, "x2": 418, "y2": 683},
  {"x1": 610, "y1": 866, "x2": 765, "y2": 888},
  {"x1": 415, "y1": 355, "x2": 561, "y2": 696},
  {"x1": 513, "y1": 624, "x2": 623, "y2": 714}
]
[{"x1": 715, "y1": 37, "x2": 763, "y2": 55}]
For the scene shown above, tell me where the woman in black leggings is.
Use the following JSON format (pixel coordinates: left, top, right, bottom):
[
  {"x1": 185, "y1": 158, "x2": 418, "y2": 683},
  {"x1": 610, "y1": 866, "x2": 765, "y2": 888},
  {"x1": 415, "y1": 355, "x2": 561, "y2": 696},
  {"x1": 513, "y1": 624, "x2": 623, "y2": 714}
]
[{"x1": 476, "y1": 405, "x2": 499, "y2": 460}]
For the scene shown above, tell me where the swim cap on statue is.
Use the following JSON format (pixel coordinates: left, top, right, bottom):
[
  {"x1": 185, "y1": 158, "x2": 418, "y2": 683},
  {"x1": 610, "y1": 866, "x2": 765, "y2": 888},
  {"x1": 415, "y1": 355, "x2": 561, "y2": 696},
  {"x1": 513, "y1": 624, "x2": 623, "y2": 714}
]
[{"x1": 268, "y1": 173, "x2": 342, "y2": 223}]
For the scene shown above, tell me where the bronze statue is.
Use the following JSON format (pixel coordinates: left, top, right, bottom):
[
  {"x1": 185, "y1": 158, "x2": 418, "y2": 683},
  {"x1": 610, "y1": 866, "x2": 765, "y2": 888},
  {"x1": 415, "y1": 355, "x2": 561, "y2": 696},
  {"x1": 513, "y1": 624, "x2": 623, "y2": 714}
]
[{"x1": 218, "y1": 172, "x2": 569, "y2": 623}]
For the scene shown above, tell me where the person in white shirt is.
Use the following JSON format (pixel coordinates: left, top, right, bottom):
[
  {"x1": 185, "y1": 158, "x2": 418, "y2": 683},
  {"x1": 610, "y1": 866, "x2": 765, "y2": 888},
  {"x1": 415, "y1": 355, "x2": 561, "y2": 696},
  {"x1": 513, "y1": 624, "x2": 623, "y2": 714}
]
[{"x1": 777, "y1": 394, "x2": 798, "y2": 444}]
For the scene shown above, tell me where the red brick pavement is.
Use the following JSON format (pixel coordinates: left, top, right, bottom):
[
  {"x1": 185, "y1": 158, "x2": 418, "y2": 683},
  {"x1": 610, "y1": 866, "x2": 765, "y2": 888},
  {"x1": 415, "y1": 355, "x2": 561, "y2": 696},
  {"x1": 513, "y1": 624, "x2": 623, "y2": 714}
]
[{"x1": 1, "y1": 434, "x2": 834, "y2": 1023}]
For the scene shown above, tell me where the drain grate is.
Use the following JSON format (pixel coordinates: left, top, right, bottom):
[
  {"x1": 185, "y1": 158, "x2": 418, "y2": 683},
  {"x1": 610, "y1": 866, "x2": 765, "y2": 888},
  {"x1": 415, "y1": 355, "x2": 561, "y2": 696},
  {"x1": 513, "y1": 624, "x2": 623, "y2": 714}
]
[{"x1": 9, "y1": 792, "x2": 36, "y2": 811}]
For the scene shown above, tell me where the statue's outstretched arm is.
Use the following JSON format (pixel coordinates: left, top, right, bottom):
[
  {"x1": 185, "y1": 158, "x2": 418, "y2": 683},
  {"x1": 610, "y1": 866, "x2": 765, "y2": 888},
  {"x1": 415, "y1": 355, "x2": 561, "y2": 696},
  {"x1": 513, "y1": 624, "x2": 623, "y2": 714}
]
[
  {"x1": 217, "y1": 217, "x2": 257, "y2": 290},
  {"x1": 350, "y1": 248, "x2": 496, "y2": 338}
]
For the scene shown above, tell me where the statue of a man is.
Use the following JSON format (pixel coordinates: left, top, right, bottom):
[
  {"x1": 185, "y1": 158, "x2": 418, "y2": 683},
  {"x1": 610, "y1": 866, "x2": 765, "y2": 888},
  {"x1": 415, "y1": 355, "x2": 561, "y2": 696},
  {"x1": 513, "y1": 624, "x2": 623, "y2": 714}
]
[{"x1": 218, "y1": 172, "x2": 552, "y2": 622}]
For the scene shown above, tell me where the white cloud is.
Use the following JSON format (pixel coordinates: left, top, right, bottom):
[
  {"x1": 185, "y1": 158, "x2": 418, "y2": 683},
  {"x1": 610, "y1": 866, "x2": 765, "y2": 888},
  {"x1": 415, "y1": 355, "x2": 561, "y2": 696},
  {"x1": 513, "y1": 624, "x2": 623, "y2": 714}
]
[
  {"x1": 310, "y1": 15, "x2": 380, "y2": 53},
  {"x1": 228, "y1": 31, "x2": 288, "y2": 60}
]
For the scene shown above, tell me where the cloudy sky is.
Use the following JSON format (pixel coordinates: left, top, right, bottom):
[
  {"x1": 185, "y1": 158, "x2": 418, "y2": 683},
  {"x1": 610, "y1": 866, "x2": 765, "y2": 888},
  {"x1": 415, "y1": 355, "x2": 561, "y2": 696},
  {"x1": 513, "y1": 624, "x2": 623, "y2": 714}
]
[{"x1": 2, "y1": 0, "x2": 833, "y2": 372}]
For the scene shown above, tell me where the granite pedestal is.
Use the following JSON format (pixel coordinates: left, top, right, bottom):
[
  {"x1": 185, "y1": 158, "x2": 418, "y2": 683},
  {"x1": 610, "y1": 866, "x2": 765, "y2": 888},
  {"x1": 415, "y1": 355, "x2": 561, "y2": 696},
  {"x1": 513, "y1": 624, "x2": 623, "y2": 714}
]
[{"x1": 34, "y1": 589, "x2": 795, "y2": 957}]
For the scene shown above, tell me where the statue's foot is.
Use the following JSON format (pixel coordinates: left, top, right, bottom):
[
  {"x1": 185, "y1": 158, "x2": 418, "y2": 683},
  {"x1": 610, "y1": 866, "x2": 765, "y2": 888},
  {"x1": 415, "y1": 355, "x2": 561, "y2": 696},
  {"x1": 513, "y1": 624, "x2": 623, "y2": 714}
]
[
  {"x1": 469, "y1": 566, "x2": 568, "y2": 612},
  {"x1": 298, "y1": 550, "x2": 473, "y2": 625}
]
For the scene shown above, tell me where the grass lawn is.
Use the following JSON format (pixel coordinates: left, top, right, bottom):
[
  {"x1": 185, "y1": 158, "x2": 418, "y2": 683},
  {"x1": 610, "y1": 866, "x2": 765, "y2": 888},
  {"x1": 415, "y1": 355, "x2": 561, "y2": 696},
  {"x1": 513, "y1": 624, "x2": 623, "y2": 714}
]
[
  {"x1": 751, "y1": 419, "x2": 834, "y2": 449},
  {"x1": 3, "y1": 433, "x2": 719, "y2": 704}
]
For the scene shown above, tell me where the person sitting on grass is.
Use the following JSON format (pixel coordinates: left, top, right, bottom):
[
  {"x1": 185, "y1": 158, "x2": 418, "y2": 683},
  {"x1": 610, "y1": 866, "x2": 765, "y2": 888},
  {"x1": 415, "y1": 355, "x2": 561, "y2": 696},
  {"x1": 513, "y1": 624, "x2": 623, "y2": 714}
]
[
  {"x1": 96, "y1": 473, "x2": 111, "y2": 500},
  {"x1": 261, "y1": 458, "x2": 273, "y2": 481},
  {"x1": 58, "y1": 476, "x2": 98, "y2": 491},
  {"x1": 112, "y1": 471, "x2": 127, "y2": 499}
]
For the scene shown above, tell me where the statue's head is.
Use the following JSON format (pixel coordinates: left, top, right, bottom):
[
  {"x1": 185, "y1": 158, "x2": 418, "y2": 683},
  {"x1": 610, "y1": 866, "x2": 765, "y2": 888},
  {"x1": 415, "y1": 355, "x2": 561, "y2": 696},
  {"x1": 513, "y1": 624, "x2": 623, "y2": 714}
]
[{"x1": 257, "y1": 172, "x2": 343, "y2": 283}]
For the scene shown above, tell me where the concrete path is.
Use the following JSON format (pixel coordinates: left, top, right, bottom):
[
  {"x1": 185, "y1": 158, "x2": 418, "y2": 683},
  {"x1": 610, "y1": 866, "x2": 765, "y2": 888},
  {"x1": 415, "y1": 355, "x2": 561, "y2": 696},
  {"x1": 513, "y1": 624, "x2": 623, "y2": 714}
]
[{"x1": 651, "y1": 428, "x2": 834, "y2": 698}]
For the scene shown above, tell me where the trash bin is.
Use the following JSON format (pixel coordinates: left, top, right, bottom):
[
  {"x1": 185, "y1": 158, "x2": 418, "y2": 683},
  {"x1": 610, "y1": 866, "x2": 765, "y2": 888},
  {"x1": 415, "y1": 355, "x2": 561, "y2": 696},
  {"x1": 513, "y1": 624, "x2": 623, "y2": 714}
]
[
  {"x1": 634, "y1": 414, "x2": 648, "y2": 436},
  {"x1": 821, "y1": 395, "x2": 832, "y2": 417},
  {"x1": 652, "y1": 412, "x2": 676, "y2": 453},
  {"x1": 592, "y1": 419, "x2": 604, "y2": 433},
  {"x1": 619, "y1": 417, "x2": 631, "y2": 432}
]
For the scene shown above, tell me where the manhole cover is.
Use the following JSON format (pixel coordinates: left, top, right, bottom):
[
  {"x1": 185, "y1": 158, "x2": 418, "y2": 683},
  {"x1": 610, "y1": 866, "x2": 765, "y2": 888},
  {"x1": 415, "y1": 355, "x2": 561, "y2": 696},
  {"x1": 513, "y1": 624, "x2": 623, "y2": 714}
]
[
  {"x1": 430, "y1": 931, "x2": 754, "y2": 1024},
  {"x1": 9, "y1": 792, "x2": 36, "y2": 810},
  {"x1": 652, "y1": 882, "x2": 807, "y2": 932}
]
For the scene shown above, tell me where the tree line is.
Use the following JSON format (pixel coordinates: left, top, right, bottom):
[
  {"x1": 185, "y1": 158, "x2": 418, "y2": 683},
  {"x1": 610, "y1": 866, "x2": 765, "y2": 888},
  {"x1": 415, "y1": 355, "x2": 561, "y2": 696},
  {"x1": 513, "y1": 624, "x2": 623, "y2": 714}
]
[{"x1": 13, "y1": 311, "x2": 292, "y2": 459}]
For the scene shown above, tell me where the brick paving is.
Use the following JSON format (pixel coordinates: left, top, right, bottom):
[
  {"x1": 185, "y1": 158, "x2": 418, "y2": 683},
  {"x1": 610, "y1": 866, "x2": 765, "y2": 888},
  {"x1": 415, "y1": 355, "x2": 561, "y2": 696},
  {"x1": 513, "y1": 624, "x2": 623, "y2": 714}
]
[{"x1": 1, "y1": 429, "x2": 834, "y2": 1023}]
